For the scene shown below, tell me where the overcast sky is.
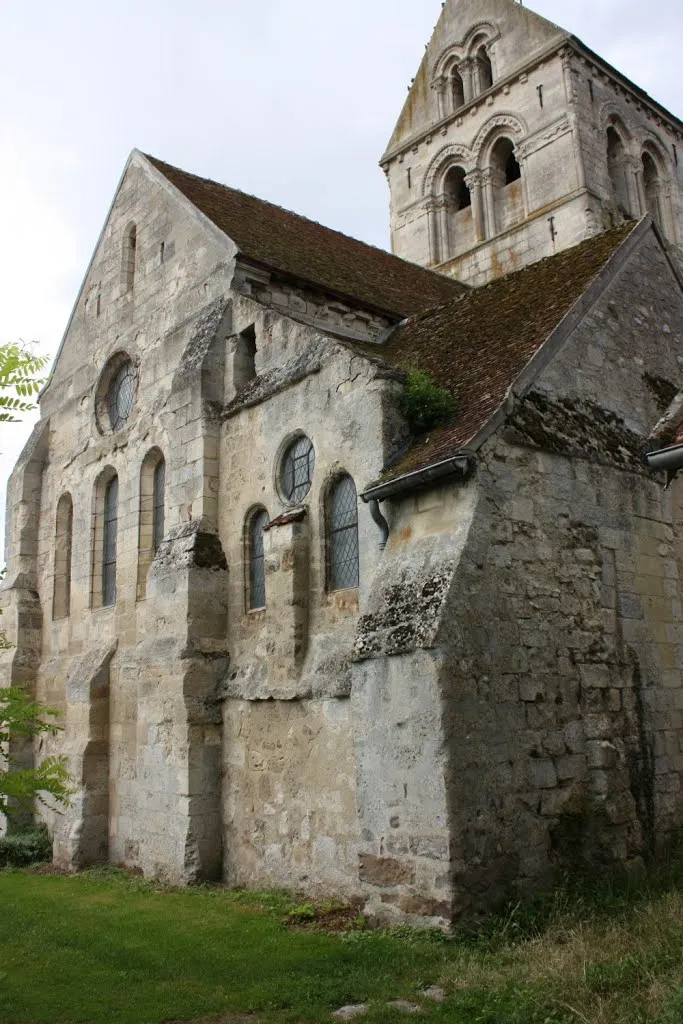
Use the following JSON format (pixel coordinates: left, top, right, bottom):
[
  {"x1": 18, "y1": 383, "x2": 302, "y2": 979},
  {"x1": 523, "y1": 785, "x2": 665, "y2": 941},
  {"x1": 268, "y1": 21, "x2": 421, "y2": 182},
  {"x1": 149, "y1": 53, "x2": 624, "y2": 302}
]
[{"x1": 1, "y1": 0, "x2": 682, "y2": 552}]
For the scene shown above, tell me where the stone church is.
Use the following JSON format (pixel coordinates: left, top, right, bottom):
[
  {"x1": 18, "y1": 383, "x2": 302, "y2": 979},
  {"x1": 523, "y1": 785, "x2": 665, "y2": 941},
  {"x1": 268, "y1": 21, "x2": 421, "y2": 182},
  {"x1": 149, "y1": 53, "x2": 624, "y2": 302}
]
[{"x1": 4, "y1": 0, "x2": 683, "y2": 924}]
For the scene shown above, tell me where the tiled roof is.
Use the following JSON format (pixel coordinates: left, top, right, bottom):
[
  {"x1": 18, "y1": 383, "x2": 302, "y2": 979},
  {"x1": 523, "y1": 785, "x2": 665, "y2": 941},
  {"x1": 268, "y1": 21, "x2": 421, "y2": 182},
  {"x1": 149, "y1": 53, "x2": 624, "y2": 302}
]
[
  {"x1": 369, "y1": 224, "x2": 636, "y2": 479},
  {"x1": 146, "y1": 155, "x2": 466, "y2": 317}
]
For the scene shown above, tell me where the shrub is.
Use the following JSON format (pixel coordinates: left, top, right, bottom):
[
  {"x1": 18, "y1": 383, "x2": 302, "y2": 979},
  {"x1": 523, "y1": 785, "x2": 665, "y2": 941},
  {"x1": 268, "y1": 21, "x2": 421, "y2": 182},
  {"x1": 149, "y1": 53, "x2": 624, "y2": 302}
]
[
  {"x1": 0, "y1": 825, "x2": 52, "y2": 868},
  {"x1": 397, "y1": 370, "x2": 457, "y2": 434}
]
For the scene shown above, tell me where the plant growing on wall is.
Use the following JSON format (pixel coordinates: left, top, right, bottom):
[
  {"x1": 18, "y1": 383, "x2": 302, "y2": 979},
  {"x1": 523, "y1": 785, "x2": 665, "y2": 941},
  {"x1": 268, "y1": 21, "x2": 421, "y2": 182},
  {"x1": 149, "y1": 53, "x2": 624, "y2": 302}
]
[{"x1": 397, "y1": 369, "x2": 457, "y2": 434}]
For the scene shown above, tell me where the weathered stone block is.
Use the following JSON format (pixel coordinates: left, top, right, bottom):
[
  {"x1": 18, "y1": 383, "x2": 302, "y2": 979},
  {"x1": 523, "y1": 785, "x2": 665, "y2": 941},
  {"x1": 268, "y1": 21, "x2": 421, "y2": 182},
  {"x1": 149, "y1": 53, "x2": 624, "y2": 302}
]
[{"x1": 358, "y1": 854, "x2": 416, "y2": 886}]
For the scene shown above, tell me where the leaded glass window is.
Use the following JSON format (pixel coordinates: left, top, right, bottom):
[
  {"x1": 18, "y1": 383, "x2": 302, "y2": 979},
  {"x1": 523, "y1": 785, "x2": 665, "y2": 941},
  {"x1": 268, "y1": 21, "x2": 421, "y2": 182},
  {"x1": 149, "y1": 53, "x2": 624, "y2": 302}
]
[
  {"x1": 328, "y1": 475, "x2": 359, "y2": 591},
  {"x1": 153, "y1": 458, "x2": 165, "y2": 553},
  {"x1": 102, "y1": 475, "x2": 118, "y2": 607},
  {"x1": 281, "y1": 435, "x2": 315, "y2": 504},
  {"x1": 108, "y1": 361, "x2": 136, "y2": 431},
  {"x1": 249, "y1": 509, "x2": 269, "y2": 610}
]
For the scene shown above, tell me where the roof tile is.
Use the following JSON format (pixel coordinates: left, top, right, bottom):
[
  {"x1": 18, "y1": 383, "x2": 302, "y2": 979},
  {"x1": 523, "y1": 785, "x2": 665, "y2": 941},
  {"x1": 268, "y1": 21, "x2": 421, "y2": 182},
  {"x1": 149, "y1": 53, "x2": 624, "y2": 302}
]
[
  {"x1": 146, "y1": 155, "x2": 465, "y2": 317},
  {"x1": 370, "y1": 224, "x2": 636, "y2": 479}
]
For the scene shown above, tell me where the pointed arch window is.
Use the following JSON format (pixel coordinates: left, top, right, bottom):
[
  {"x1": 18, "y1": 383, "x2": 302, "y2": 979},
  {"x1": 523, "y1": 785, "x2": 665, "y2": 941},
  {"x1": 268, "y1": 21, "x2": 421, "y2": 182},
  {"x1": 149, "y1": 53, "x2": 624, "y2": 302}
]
[
  {"x1": 153, "y1": 458, "x2": 166, "y2": 553},
  {"x1": 607, "y1": 127, "x2": 631, "y2": 217},
  {"x1": 137, "y1": 448, "x2": 165, "y2": 600},
  {"x1": 102, "y1": 476, "x2": 119, "y2": 607},
  {"x1": 477, "y1": 45, "x2": 493, "y2": 92},
  {"x1": 451, "y1": 67, "x2": 465, "y2": 111},
  {"x1": 53, "y1": 493, "x2": 73, "y2": 620},
  {"x1": 327, "y1": 475, "x2": 360, "y2": 592},
  {"x1": 642, "y1": 151, "x2": 664, "y2": 232},
  {"x1": 247, "y1": 508, "x2": 270, "y2": 610}
]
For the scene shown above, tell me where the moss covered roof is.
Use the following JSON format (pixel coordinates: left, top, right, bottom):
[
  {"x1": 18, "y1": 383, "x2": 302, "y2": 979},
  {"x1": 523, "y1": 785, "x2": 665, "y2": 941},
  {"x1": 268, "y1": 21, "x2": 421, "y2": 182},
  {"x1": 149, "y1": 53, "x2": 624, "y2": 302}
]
[
  {"x1": 146, "y1": 155, "x2": 465, "y2": 317},
  {"x1": 367, "y1": 223, "x2": 636, "y2": 479}
]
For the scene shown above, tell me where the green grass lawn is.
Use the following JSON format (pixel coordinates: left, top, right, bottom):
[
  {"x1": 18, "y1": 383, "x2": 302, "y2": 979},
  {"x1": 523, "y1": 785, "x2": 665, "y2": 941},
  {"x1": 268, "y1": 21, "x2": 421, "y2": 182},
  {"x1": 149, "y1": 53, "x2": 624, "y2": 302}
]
[{"x1": 2, "y1": 866, "x2": 683, "y2": 1024}]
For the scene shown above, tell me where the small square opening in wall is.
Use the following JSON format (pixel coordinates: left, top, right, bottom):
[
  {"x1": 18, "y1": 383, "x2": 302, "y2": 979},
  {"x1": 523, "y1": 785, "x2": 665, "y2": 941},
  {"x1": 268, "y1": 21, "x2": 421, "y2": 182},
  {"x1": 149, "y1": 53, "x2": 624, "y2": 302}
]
[{"x1": 233, "y1": 325, "x2": 257, "y2": 391}]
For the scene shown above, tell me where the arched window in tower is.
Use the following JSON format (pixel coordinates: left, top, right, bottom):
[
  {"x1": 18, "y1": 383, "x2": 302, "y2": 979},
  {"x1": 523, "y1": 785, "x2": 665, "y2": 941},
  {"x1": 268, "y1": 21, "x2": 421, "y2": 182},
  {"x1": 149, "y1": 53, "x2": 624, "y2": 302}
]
[
  {"x1": 451, "y1": 67, "x2": 465, "y2": 112},
  {"x1": 327, "y1": 475, "x2": 359, "y2": 592},
  {"x1": 247, "y1": 508, "x2": 270, "y2": 610},
  {"x1": 490, "y1": 137, "x2": 524, "y2": 234},
  {"x1": 642, "y1": 152, "x2": 663, "y2": 232},
  {"x1": 443, "y1": 166, "x2": 473, "y2": 258},
  {"x1": 607, "y1": 127, "x2": 632, "y2": 217},
  {"x1": 137, "y1": 448, "x2": 165, "y2": 600},
  {"x1": 53, "y1": 493, "x2": 73, "y2": 620},
  {"x1": 477, "y1": 45, "x2": 493, "y2": 93},
  {"x1": 123, "y1": 223, "x2": 137, "y2": 293}
]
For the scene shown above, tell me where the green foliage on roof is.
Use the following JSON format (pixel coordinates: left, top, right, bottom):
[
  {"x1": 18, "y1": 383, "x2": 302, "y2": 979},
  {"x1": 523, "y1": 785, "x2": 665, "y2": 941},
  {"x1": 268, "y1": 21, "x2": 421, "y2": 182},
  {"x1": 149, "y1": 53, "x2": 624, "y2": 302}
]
[{"x1": 397, "y1": 369, "x2": 457, "y2": 434}]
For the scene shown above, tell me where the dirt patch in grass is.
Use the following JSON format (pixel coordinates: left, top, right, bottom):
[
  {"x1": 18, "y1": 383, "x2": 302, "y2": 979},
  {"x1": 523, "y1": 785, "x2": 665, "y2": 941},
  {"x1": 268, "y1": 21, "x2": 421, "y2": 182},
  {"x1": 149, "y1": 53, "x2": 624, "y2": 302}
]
[{"x1": 283, "y1": 896, "x2": 369, "y2": 933}]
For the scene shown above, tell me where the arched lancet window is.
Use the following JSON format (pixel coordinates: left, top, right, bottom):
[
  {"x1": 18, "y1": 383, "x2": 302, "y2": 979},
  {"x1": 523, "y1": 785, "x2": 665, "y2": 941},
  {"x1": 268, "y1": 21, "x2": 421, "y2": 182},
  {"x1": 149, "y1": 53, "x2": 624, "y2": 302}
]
[
  {"x1": 327, "y1": 475, "x2": 360, "y2": 592},
  {"x1": 490, "y1": 137, "x2": 524, "y2": 234},
  {"x1": 91, "y1": 468, "x2": 119, "y2": 609},
  {"x1": 607, "y1": 126, "x2": 631, "y2": 217},
  {"x1": 477, "y1": 45, "x2": 493, "y2": 93},
  {"x1": 123, "y1": 223, "x2": 137, "y2": 293},
  {"x1": 247, "y1": 508, "x2": 270, "y2": 610},
  {"x1": 102, "y1": 476, "x2": 118, "y2": 607},
  {"x1": 443, "y1": 166, "x2": 473, "y2": 259},
  {"x1": 153, "y1": 458, "x2": 165, "y2": 553},
  {"x1": 53, "y1": 493, "x2": 73, "y2": 620},
  {"x1": 642, "y1": 151, "x2": 662, "y2": 230},
  {"x1": 450, "y1": 67, "x2": 465, "y2": 111},
  {"x1": 137, "y1": 448, "x2": 165, "y2": 600}
]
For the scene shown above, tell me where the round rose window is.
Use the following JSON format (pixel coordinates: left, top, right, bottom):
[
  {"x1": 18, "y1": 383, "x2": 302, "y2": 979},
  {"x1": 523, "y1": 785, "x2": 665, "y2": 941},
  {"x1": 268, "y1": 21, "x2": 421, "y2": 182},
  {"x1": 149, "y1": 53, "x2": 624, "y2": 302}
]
[{"x1": 108, "y1": 361, "x2": 136, "y2": 431}]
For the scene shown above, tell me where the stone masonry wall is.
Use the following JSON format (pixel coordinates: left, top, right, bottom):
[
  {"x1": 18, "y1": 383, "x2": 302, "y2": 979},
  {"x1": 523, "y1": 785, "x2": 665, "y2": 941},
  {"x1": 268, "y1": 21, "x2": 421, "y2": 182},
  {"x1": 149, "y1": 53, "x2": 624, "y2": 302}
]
[{"x1": 22, "y1": 154, "x2": 237, "y2": 879}]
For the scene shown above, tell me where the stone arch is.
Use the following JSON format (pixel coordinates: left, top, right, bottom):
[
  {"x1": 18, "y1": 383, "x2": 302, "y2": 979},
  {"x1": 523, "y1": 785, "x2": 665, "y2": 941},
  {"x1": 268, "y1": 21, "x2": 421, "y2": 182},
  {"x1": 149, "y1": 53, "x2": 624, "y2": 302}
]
[
  {"x1": 470, "y1": 35, "x2": 494, "y2": 93},
  {"x1": 489, "y1": 137, "x2": 525, "y2": 235},
  {"x1": 53, "y1": 641, "x2": 118, "y2": 871},
  {"x1": 325, "y1": 473, "x2": 360, "y2": 593},
  {"x1": 443, "y1": 166, "x2": 474, "y2": 258},
  {"x1": 448, "y1": 62, "x2": 465, "y2": 111},
  {"x1": 473, "y1": 113, "x2": 528, "y2": 167},
  {"x1": 607, "y1": 123, "x2": 633, "y2": 217},
  {"x1": 137, "y1": 446, "x2": 166, "y2": 600},
  {"x1": 640, "y1": 138, "x2": 673, "y2": 238},
  {"x1": 53, "y1": 492, "x2": 73, "y2": 621},
  {"x1": 244, "y1": 504, "x2": 270, "y2": 611},
  {"x1": 422, "y1": 143, "x2": 474, "y2": 197},
  {"x1": 432, "y1": 45, "x2": 466, "y2": 85},
  {"x1": 463, "y1": 22, "x2": 498, "y2": 57},
  {"x1": 91, "y1": 465, "x2": 119, "y2": 610}
]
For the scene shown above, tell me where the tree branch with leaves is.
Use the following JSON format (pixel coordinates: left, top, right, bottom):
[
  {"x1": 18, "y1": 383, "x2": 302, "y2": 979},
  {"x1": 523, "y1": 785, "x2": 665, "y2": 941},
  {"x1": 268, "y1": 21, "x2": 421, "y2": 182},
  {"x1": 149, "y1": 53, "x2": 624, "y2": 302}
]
[
  {"x1": 0, "y1": 340, "x2": 71, "y2": 823},
  {"x1": 0, "y1": 343, "x2": 48, "y2": 422}
]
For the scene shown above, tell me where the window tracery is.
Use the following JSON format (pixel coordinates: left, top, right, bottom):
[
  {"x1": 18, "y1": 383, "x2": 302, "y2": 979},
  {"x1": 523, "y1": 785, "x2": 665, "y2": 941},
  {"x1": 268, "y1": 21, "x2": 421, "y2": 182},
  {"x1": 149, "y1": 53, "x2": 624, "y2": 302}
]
[
  {"x1": 280, "y1": 435, "x2": 315, "y2": 505},
  {"x1": 327, "y1": 475, "x2": 359, "y2": 592},
  {"x1": 247, "y1": 508, "x2": 269, "y2": 610}
]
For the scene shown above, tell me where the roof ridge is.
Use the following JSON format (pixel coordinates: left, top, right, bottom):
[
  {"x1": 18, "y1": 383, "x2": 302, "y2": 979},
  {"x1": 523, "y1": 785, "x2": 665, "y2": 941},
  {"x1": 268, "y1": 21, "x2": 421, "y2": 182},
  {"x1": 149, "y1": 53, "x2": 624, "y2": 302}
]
[{"x1": 145, "y1": 153, "x2": 466, "y2": 290}]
